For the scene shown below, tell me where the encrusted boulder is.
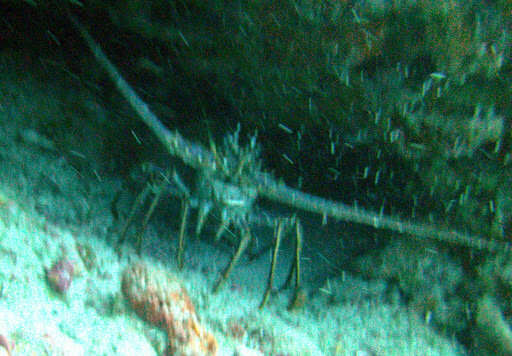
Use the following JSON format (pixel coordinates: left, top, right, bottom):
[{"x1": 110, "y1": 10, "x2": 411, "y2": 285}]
[{"x1": 122, "y1": 263, "x2": 217, "y2": 356}]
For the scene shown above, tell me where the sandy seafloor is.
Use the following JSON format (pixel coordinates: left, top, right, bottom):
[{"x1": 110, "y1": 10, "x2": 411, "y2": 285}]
[{"x1": 0, "y1": 55, "x2": 467, "y2": 355}]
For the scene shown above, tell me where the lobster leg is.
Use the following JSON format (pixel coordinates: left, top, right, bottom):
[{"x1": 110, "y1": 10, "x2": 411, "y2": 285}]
[
  {"x1": 259, "y1": 219, "x2": 285, "y2": 309},
  {"x1": 135, "y1": 177, "x2": 168, "y2": 254},
  {"x1": 214, "y1": 217, "x2": 230, "y2": 242},
  {"x1": 213, "y1": 227, "x2": 252, "y2": 293},
  {"x1": 287, "y1": 219, "x2": 304, "y2": 310},
  {"x1": 118, "y1": 183, "x2": 151, "y2": 246},
  {"x1": 177, "y1": 199, "x2": 190, "y2": 269},
  {"x1": 195, "y1": 202, "x2": 211, "y2": 237}
]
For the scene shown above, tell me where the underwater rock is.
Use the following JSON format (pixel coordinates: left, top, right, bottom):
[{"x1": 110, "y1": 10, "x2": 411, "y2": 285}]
[
  {"x1": 122, "y1": 263, "x2": 218, "y2": 356},
  {"x1": 46, "y1": 258, "x2": 75, "y2": 294}
]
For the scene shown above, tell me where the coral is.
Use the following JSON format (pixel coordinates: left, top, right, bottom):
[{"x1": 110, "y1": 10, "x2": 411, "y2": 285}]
[
  {"x1": 352, "y1": 240, "x2": 467, "y2": 333},
  {"x1": 226, "y1": 318, "x2": 248, "y2": 341},
  {"x1": 46, "y1": 258, "x2": 75, "y2": 294},
  {"x1": 121, "y1": 263, "x2": 217, "y2": 356},
  {"x1": 0, "y1": 334, "x2": 13, "y2": 356},
  {"x1": 76, "y1": 242, "x2": 97, "y2": 271}
]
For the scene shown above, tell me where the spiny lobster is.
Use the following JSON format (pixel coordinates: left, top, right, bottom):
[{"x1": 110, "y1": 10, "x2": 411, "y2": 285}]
[{"x1": 69, "y1": 14, "x2": 509, "y2": 309}]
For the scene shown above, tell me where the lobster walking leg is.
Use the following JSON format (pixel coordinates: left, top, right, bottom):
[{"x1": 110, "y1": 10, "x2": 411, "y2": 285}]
[
  {"x1": 118, "y1": 184, "x2": 151, "y2": 246},
  {"x1": 136, "y1": 178, "x2": 168, "y2": 254},
  {"x1": 287, "y1": 220, "x2": 304, "y2": 310},
  {"x1": 259, "y1": 219, "x2": 285, "y2": 309},
  {"x1": 213, "y1": 228, "x2": 252, "y2": 293},
  {"x1": 177, "y1": 199, "x2": 190, "y2": 269}
]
